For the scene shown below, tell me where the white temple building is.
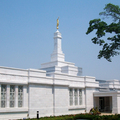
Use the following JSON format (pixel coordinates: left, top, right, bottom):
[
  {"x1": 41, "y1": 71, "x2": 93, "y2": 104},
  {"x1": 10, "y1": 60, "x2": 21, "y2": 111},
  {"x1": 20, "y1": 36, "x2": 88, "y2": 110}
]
[{"x1": 0, "y1": 29, "x2": 120, "y2": 120}]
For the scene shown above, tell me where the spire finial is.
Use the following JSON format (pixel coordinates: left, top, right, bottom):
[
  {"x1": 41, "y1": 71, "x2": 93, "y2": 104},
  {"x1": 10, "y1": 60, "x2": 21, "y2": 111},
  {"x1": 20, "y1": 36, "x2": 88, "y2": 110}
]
[{"x1": 56, "y1": 17, "x2": 59, "y2": 29}]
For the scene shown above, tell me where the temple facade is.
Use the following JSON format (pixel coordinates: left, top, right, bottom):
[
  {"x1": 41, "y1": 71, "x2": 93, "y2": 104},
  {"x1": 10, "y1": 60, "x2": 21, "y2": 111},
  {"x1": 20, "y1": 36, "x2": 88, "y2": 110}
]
[{"x1": 0, "y1": 30, "x2": 120, "y2": 120}]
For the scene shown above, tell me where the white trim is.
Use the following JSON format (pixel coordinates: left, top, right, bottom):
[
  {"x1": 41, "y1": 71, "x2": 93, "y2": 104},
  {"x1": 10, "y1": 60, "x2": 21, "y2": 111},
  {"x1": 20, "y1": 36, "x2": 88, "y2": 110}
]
[
  {"x1": 69, "y1": 105, "x2": 85, "y2": 110},
  {"x1": 0, "y1": 108, "x2": 28, "y2": 113}
]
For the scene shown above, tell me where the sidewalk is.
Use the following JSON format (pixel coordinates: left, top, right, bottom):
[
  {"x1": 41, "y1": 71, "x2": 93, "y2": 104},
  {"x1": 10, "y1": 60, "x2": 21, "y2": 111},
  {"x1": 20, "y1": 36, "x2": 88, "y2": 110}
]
[{"x1": 100, "y1": 113, "x2": 115, "y2": 116}]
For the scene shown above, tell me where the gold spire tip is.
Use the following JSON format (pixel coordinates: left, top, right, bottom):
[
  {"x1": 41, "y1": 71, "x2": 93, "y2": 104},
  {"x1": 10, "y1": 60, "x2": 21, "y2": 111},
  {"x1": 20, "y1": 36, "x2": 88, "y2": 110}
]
[{"x1": 57, "y1": 17, "x2": 59, "y2": 29}]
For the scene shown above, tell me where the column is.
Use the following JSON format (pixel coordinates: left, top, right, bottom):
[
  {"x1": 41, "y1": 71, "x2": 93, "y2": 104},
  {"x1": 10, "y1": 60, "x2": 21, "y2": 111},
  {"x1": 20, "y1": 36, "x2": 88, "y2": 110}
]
[
  {"x1": 6, "y1": 85, "x2": 10, "y2": 108},
  {"x1": 23, "y1": 85, "x2": 27, "y2": 108},
  {"x1": 117, "y1": 94, "x2": 120, "y2": 113},
  {"x1": 15, "y1": 85, "x2": 18, "y2": 108},
  {"x1": 82, "y1": 89, "x2": 84, "y2": 105},
  {"x1": 85, "y1": 88, "x2": 95, "y2": 112},
  {"x1": 79, "y1": 89, "x2": 82, "y2": 105},
  {"x1": 78, "y1": 89, "x2": 79, "y2": 105},
  {"x1": 110, "y1": 96, "x2": 112, "y2": 111},
  {"x1": 112, "y1": 94, "x2": 117, "y2": 113},
  {"x1": 0, "y1": 84, "x2": 1, "y2": 108},
  {"x1": 77, "y1": 89, "x2": 79, "y2": 105},
  {"x1": 73, "y1": 89, "x2": 74, "y2": 106}
]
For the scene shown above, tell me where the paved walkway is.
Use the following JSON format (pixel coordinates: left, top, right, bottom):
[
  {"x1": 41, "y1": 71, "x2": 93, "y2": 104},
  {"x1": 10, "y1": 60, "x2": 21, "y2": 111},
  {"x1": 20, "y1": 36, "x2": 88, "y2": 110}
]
[{"x1": 100, "y1": 113, "x2": 115, "y2": 116}]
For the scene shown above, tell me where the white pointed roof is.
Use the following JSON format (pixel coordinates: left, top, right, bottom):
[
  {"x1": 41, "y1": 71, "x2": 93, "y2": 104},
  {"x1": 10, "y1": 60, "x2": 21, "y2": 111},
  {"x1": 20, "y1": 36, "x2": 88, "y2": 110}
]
[{"x1": 41, "y1": 30, "x2": 82, "y2": 76}]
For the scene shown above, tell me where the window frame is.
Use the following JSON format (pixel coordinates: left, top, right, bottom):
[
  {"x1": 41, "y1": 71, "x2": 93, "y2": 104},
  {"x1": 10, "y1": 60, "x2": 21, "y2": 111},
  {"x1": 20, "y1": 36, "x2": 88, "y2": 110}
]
[
  {"x1": 69, "y1": 88, "x2": 73, "y2": 106},
  {"x1": 18, "y1": 86, "x2": 23, "y2": 107},
  {"x1": 10, "y1": 85, "x2": 15, "y2": 107},
  {"x1": 74, "y1": 89, "x2": 78, "y2": 105},
  {"x1": 79, "y1": 89, "x2": 82, "y2": 105},
  {"x1": 1, "y1": 85, "x2": 7, "y2": 108}
]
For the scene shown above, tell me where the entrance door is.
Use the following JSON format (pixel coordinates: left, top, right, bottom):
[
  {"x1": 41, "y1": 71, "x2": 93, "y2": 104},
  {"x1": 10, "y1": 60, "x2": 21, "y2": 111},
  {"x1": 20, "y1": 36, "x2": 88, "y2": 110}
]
[
  {"x1": 99, "y1": 97, "x2": 112, "y2": 112},
  {"x1": 99, "y1": 97, "x2": 104, "y2": 112}
]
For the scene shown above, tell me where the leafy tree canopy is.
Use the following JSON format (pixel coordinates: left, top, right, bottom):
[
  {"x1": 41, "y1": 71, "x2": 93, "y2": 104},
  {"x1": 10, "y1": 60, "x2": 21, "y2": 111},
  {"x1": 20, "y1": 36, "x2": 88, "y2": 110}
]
[{"x1": 86, "y1": 3, "x2": 120, "y2": 62}]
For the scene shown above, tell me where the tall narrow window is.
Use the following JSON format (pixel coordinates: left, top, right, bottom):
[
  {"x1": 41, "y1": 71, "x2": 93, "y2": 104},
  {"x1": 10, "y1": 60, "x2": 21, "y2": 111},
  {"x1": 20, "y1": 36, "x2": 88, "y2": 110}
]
[
  {"x1": 18, "y1": 86, "x2": 23, "y2": 107},
  {"x1": 79, "y1": 89, "x2": 82, "y2": 105},
  {"x1": 69, "y1": 89, "x2": 73, "y2": 106},
  {"x1": 1, "y1": 85, "x2": 7, "y2": 108},
  {"x1": 74, "y1": 89, "x2": 78, "y2": 105},
  {"x1": 10, "y1": 85, "x2": 15, "y2": 107}
]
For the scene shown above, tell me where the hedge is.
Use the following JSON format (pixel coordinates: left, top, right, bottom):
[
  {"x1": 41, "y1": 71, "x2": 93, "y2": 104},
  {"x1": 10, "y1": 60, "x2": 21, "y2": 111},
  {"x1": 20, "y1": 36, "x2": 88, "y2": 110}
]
[{"x1": 23, "y1": 114, "x2": 120, "y2": 120}]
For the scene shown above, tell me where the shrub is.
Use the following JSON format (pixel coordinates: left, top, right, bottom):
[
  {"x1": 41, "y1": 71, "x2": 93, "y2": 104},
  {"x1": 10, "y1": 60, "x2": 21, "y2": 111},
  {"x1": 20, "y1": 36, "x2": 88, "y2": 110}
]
[
  {"x1": 23, "y1": 113, "x2": 120, "y2": 120},
  {"x1": 89, "y1": 107, "x2": 101, "y2": 115}
]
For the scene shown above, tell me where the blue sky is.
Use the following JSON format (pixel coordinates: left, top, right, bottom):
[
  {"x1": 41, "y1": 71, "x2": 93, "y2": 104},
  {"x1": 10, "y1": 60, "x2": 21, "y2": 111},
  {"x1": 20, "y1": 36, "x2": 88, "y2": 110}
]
[{"x1": 0, "y1": 0, "x2": 120, "y2": 80}]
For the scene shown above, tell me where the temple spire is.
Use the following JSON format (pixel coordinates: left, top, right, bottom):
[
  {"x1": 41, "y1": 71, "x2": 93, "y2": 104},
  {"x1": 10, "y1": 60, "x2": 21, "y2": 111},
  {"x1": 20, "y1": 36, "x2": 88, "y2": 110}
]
[
  {"x1": 51, "y1": 30, "x2": 65, "y2": 62},
  {"x1": 51, "y1": 18, "x2": 65, "y2": 62}
]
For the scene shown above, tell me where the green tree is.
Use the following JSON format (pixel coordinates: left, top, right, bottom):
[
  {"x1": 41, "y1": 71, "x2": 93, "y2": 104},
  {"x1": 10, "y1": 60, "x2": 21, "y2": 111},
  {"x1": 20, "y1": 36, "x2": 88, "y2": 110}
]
[{"x1": 86, "y1": 3, "x2": 120, "y2": 62}]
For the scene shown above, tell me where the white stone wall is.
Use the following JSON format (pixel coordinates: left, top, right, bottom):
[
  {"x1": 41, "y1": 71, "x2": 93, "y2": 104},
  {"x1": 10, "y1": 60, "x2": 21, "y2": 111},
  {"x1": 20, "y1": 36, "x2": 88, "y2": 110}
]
[
  {"x1": 85, "y1": 88, "x2": 95, "y2": 112},
  {"x1": 0, "y1": 84, "x2": 28, "y2": 120},
  {"x1": 23, "y1": 85, "x2": 28, "y2": 109},
  {"x1": 112, "y1": 94, "x2": 117, "y2": 113},
  {"x1": 117, "y1": 93, "x2": 120, "y2": 113},
  {"x1": 112, "y1": 92, "x2": 120, "y2": 114},
  {"x1": 0, "y1": 67, "x2": 28, "y2": 120},
  {"x1": 29, "y1": 84, "x2": 53, "y2": 118},
  {"x1": 0, "y1": 112, "x2": 28, "y2": 120},
  {"x1": 0, "y1": 66, "x2": 100, "y2": 119},
  {"x1": 68, "y1": 109, "x2": 85, "y2": 114},
  {"x1": 54, "y1": 86, "x2": 69, "y2": 116}
]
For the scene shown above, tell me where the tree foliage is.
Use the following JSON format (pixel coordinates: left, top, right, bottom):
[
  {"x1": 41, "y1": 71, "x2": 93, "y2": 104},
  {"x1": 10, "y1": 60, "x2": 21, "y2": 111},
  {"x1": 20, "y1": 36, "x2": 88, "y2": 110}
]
[{"x1": 86, "y1": 3, "x2": 120, "y2": 62}]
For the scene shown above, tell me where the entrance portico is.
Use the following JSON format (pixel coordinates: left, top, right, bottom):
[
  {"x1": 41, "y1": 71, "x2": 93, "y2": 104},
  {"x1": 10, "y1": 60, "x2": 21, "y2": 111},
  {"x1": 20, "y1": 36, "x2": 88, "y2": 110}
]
[
  {"x1": 94, "y1": 91, "x2": 120, "y2": 114},
  {"x1": 94, "y1": 96, "x2": 112, "y2": 112}
]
